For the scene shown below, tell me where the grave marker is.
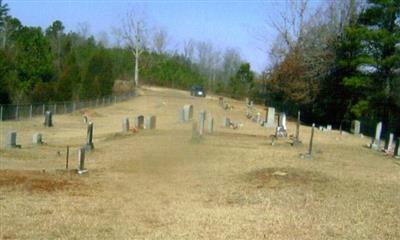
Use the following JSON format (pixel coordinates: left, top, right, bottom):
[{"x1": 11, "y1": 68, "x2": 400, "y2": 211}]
[
  {"x1": 292, "y1": 111, "x2": 301, "y2": 145},
  {"x1": 145, "y1": 116, "x2": 156, "y2": 129},
  {"x1": 135, "y1": 115, "x2": 144, "y2": 129},
  {"x1": 394, "y1": 138, "x2": 400, "y2": 159},
  {"x1": 43, "y1": 111, "x2": 53, "y2": 127},
  {"x1": 208, "y1": 116, "x2": 214, "y2": 134},
  {"x1": 223, "y1": 117, "x2": 231, "y2": 128},
  {"x1": 5, "y1": 131, "x2": 17, "y2": 149},
  {"x1": 77, "y1": 148, "x2": 88, "y2": 174},
  {"x1": 198, "y1": 111, "x2": 206, "y2": 135},
  {"x1": 183, "y1": 104, "x2": 194, "y2": 121},
  {"x1": 265, "y1": 107, "x2": 275, "y2": 127},
  {"x1": 32, "y1": 133, "x2": 43, "y2": 145},
  {"x1": 122, "y1": 118, "x2": 130, "y2": 132},
  {"x1": 351, "y1": 120, "x2": 361, "y2": 135},
  {"x1": 370, "y1": 122, "x2": 382, "y2": 150},
  {"x1": 85, "y1": 122, "x2": 94, "y2": 151},
  {"x1": 384, "y1": 133, "x2": 394, "y2": 151}
]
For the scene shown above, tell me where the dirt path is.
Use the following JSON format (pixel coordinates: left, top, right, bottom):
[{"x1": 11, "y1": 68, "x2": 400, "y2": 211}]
[{"x1": 1, "y1": 86, "x2": 399, "y2": 239}]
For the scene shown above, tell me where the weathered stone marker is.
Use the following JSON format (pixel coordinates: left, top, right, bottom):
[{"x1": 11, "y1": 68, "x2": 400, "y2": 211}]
[
  {"x1": 135, "y1": 115, "x2": 144, "y2": 129},
  {"x1": 208, "y1": 116, "x2": 214, "y2": 134},
  {"x1": 394, "y1": 138, "x2": 400, "y2": 159},
  {"x1": 178, "y1": 108, "x2": 185, "y2": 122},
  {"x1": 351, "y1": 120, "x2": 361, "y2": 135},
  {"x1": 77, "y1": 148, "x2": 88, "y2": 174},
  {"x1": 198, "y1": 111, "x2": 206, "y2": 135},
  {"x1": 223, "y1": 117, "x2": 231, "y2": 128},
  {"x1": 292, "y1": 111, "x2": 301, "y2": 145},
  {"x1": 122, "y1": 118, "x2": 130, "y2": 133},
  {"x1": 32, "y1": 133, "x2": 43, "y2": 145},
  {"x1": 5, "y1": 131, "x2": 17, "y2": 149},
  {"x1": 327, "y1": 125, "x2": 332, "y2": 131},
  {"x1": 265, "y1": 107, "x2": 275, "y2": 127},
  {"x1": 370, "y1": 122, "x2": 382, "y2": 150},
  {"x1": 43, "y1": 110, "x2": 53, "y2": 127},
  {"x1": 145, "y1": 116, "x2": 156, "y2": 129},
  {"x1": 85, "y1": 122, "x2": 94, "y2": 151},
  {"x1": 183, "y1": 104, "x2": 194, "y2": 121},
  {"x1": 384, "y1": 133, "x2": 394, "y2": 151}
]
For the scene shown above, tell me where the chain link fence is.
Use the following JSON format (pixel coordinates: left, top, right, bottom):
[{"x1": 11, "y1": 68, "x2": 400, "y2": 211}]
[{"x1": 0, "y1": 91, "x2": 136, "y2": 121}]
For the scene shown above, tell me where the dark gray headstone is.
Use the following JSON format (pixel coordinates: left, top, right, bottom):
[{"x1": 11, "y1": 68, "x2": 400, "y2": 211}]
[
  {"x1": 135, "y1": 115, "x2": 144, "y2": 129},
  {"x1": 85, "y1": 122, "x2": 94, "y2": 151},
  {"x1": 44, "y1": 111, "x2": 53, "y2": 127}
]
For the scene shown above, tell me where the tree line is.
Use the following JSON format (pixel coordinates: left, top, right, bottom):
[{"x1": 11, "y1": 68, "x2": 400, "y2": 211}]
[
  {"x1": 0, "y1": 1, "x2": 254, "y2": 106},
  {"x1": 258, "y1": 0, "x2": 400, "y2": 135}
]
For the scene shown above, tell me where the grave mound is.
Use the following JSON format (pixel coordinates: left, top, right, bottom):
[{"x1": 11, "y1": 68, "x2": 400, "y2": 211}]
[
  {"x1": 246, "y1": 167, "x2": 331, "y2": 189},
  {"x1": 0, "y1": 169, "x2": 80, "y2": 193}
]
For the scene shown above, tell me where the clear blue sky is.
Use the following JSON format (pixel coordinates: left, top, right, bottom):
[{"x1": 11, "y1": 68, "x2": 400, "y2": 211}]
[{"x1": 7, "y1": 0, "x2": 321, "y2": 73}]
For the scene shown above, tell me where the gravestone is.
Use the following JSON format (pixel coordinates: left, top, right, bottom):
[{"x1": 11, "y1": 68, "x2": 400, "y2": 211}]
[
  {"x1": 5, "y1": 131, "x2": 17, "y2": 149},
  {"x1": 183, "y1": 104, "x2": 194, "y2": 121},
  {"x1": 32, "y1": 133, "x2": 43, "y2": 145},
  {"x1": 122, "y1": 118, "x2": 130, "y2": 133},
  {"x1": 208, "y1": 116, "x2": 214, "y2": 134},
  {"x1": 351, "y1": 120, "x2": 361, "y2": 135},
  {"x1": 327, "y1": 125, "x2": 332, "y2": 131},
  {"x1": 370, "y1": 122, "x2": 382, "y2": 150},
  {"x1": 77, "y1": 148, "x2": 88, "y2": 175},
  {"x1": 278, "y1": 112, "x2": 287, "y2": 130},
  {"x1": 292, "y1": 111, "x2": 302, "y2": 146},
  {"x1": 83, "y1": 116, "x2": 88, "y2": 124},
  {"x1": 85, "y1": 122, "x2": 94, "y2": 151},
  {"x1": 178, "y1": 108, "x2": 185, "y2": 122},
  {"x1": 308, "y1": 124, "x2": 315, "y2": 156},
  {"x1": 223, "y1": 117, "x2": 231, "y2": 128},
  {"x1": 145, "y1": 116, "x2": 156, "y2": 129},
  {"x1": 198, "y1": 111, "x2": 206, "y2": 135},
  {"x1": 256, "y1": 112, "x2": 261, "y2": 124},
  {"x1": 394, "y1": 138, "x2": 400, "y2": 159},
  {"x1": 265, "y1": 107, "x2": 275, "y2": 127},
  {"x1": 135, "y1": 115, "x2": 144, "y2": 129},
  {"x1": 43, "y1": 111, "x2": 53, "y2": 127},
  {"x1": 384, "y1": 133, "x2": 394, "y2": 151}
]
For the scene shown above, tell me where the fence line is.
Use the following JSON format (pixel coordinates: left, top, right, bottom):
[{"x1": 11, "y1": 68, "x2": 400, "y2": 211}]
[{"x1": 0, "y1": 91, "x2": 136, "y2": 121}]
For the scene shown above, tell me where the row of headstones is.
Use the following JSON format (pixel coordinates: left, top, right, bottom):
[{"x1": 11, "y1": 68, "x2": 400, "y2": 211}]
[
  {"x1": 122, "y1": 115, "x2": 157, "y2": 132},
  {"x1": 178, "y1": 104, "x2": 214, "y2": 136},
  {"x1": 368, "y1": 121, "x2": 399, "y2": 157}
]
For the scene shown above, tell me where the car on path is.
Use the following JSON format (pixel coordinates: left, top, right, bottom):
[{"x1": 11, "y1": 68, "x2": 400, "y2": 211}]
[{"x1": 190, "y1": 85, "x2": 206, "y2": 97}]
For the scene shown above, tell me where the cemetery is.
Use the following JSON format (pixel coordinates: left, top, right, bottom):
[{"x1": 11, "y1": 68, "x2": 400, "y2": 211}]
[{"x1": 0, "y1": 86, "x2": 399, "y2": 239}]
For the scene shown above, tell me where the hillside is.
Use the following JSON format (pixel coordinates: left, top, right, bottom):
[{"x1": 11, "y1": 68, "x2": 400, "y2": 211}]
[{"x1": 0, "y1": 87, "x2": 399, "y2": 239}]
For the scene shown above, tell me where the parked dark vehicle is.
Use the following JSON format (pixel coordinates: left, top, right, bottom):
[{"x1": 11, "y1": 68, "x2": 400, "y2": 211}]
[{"x1": 190, "y1": 85, "x2": 206, "y2": 97}]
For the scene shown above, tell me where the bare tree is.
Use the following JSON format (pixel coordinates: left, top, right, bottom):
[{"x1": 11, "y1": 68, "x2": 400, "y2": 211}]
[
  {"x1": 121, "y1": 10, "x2": 148, "y2": 87},
  {"x1": 152, "y1": 28, "x2": 168, "y2": 54},
  {"x1": 183, "y1": 39, "x2": 194, "y2": 61}
]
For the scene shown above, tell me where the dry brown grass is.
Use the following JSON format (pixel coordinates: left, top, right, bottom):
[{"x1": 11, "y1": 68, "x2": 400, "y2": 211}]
[{"x1": 0, "y1": 86, "x2": 399, "y2": 239}]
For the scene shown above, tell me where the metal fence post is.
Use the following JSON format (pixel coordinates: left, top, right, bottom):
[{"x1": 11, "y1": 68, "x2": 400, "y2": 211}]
[
  {"x1": 15, "y1": 104, "x2": 19, "y2": 120},
  {"x1": 42, "y1": 104, "x2": 45, "y2": 115},
  {"x1": 64, "y1": 102, "x2": 67, "y2": 114},
  {"x1": 0, "y1": 105, "x2": 3, "y2": 121},
  {"x1": 54, "y1": 103, "x2": 57, "y2": 114}
]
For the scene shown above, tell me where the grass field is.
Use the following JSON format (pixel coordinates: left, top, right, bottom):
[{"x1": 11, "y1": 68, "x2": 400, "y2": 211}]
[{"x1": 1, "y1": 87, "x2": 399, "y2": 239}]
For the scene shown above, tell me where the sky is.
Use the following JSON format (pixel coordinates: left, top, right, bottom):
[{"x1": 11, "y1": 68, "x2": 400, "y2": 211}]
[{"x1": 6, "y1": 0, "x2": 322, "y2": 73}]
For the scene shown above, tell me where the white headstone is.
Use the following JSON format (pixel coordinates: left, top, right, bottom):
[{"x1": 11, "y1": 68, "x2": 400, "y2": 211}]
[
  {"x1": 183, "y1": 104, "x2": 193, "y2": 121},
  {"x1": 32, "y1": 133, "x2": 43, "y2": 145},
  {"x1": 145, "y1": 116, "x2": 156, "y2": 129},
  {"x1": 265, "y1": 107, "x2": 275, "y2": 127},
  {"x1": 384, "y1": 133, "x2": 394, "y2": 151},
  {"x1": 351, "y1": 120, "x2": 361, "y2": 135},
  {"x1": 371, "y1": 122, "x2": 382, "y2": 150}
]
